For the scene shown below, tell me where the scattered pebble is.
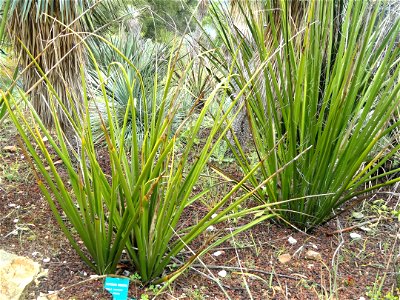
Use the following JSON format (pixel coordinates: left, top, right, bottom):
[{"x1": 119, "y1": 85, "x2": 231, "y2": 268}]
[
  {"x1": 3, "y1": 145, "x2": 18, "y2": 152},
  {"x1": 278, "y1": 253, "x2": 291, "y2": 264},
  {"x1": 273, "y1": 286, "x2": 283, "y2": 292},
  {"x1": 212, "y1": 251, "x2": 224, "y2": 257},
  {"x1": 42, "y1": 257, "x2": 51, "y2": 263},
  {"x1": 288, "y1": 236, "x2": 297, "y2": 245},
  {"x1": 122, "y1": 270, "x2": 130, "y2": 276},
  {"x1": 352, "y1": 212, "x2": 364, "y2": 219},
  {"x1": 211, "y1": 213, "x2": 218, "y2": 219},
  {"x1": 32, "y1": 252, "x2": 39, "y2": 257},
  {"x1": 13, "y1": 218, "x2": 19, "y2": 223},
  {"x1": 359, "y1": 226, "x2": 371, "y2": 232},
  {"x1": 305, "y1": 250, "x2": 322, "y2": 261},
  {"x1": 307, "y1": 264, "x2": 314, "y2": 269},
  {"x1": 206, "y1": 225, "x2": 215, "y2": 232},
  {"x1": 350, "y1": 232, "x2": 362, "y2": 240},
  {"x1": 217, "y1": 270, "x2": 227, "y2": 278}
]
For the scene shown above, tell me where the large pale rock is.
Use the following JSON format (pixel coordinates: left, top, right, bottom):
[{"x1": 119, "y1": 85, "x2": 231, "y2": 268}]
[{"x1": 0, "y1": 250, "x2": 41, "y2": 300}]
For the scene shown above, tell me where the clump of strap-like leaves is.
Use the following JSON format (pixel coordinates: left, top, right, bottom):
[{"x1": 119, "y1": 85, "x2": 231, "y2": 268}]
[{"x1": 205, "y1": 0, "x2": 400, "y2": 229}]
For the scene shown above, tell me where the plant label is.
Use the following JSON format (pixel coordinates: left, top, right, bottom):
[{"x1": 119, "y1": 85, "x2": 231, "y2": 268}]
[{"x1": 104, "y1": 277, "x2": 129, "y2": 300}]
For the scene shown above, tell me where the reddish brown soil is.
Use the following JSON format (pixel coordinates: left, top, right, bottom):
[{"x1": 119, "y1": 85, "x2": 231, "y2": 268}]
[{"x1": 1, "y1": 121, "x2": 399, "y2": 300}]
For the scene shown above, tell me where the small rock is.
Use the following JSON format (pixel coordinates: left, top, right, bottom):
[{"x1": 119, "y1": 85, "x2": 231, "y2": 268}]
[
  {"x1": 288, "y1": 236, "x2": 297, "y2": 245},
  {"x1": 212, "y1": 251, "x2": 224, "y2": 257},
  {"x1": 217, "y1": 270, "x2": 227, "y2": 277},
  {"x1": 305, "y1": 250, "x2": 322, "y2": 261},
  {"x1": 122, "y1": 270, "x2": 130, "y2": 276},
  {"x1": 3, "y1": 145, "x2": 18, "y2": 152},
  {"x1": 307, "y1": 264, "x2": 314, "y2": 269},
  {"x1": 352, "y1": 212, "x2": 364, "y2": 219},
  {"x1": 206, "y1": 225, "x2": 215, "y2": 232},
  {"x1": 359, "y1": 226, "x2": 371, "y2": 232},
  {"x1": 211, "y1": 213, "x2": 218, "y2": 219},
  {"x1": 278, "y1": 253, "x2": 291, "y2": 264},
  {"x1": 42, "y1": 257, "x2": 51, "y2": 263},
  {"x1": 350, "y1": 232, "x2": 362, "y2": 240},
  {"x1": 53, "y1": 160, "x2": 63, "y2": 165},
  {"x1": 273, "y1": 286, "x2": 283, "y2": 292}
]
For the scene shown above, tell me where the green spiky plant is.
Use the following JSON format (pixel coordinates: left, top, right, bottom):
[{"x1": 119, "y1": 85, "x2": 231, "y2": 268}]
[
  {"x1": 88, "y1": 30, "x2": 168, "y2": 147},
  {"x1": 4, "y1": 32, "x2": 283, "y2": 282},
  {"x1": 204, "y1": 0, "x2": 400, "y2": 230}
]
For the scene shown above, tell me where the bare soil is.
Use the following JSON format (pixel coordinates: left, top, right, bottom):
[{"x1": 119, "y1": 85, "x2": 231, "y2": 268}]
[{"x1": 1, "y1": 119, "x2": 399, "y2": 300}]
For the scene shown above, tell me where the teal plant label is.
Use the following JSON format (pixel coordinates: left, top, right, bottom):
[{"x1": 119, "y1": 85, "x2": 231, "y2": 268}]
[{"x1": 104, "y1": 277, "x2": 130, "y2": 300}]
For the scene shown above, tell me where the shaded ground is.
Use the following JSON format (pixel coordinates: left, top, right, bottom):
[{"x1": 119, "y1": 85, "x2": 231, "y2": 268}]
[{"x1": 1, "y1": 118, "x2": 400, "y2": 300}]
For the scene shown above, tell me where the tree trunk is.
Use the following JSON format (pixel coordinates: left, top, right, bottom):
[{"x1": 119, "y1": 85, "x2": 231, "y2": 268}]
[{"x1": 9, "y1": 1, "x2": 84, "y2": 138}]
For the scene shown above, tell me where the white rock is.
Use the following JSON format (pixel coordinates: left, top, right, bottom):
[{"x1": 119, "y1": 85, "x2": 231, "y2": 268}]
[
  {"x1": 359, "y1": 226, "x2": 371, "y2": 232},
  {"x1": 350, "y1": 232, "x2": 362, "y2": 240},
  {"x1": 42, "y1": 257, "x2": 51, "y2": 263},
  {"x1": 212, "y1": 251, "x2": 224, "y2": 257},
  {"x1": 206, "y1": 225, "x2": 215, "y2": 232},
  {"x1": 217, "y1": 270, "x2": 227, "y2": 277},
  {"x1": 288, "y1": 236, "x2": 297, "y2": 245},
  {"x1": 352, "y1": 212, "x2": 364, "y2": 219},
  {"x1": 211, "y1": 213, "x2": 218, "y2": 219}
]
